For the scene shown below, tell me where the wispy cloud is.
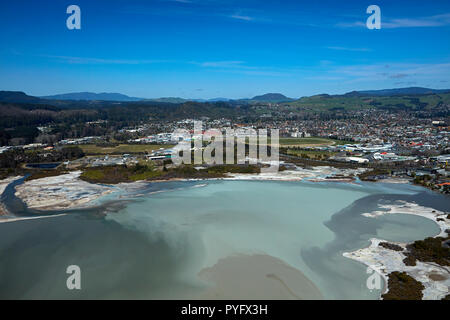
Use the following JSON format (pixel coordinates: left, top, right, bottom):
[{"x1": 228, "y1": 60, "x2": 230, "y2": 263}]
[
  {"x1": 42, "y1": 55, "x2": 173, "y2": 65},
  {"x1": 229, "y1": 14, "x2": 254, "y2": 21},
  {"x1": 34, "y1": 54, "x2": 289, "y2": 77},
  {"x1": 191, "y1": 60, "x2": 290, "y2": 76},
  {"x1": 338, "y1": 13, "x2": 450, "y2": 29},
  {"x1": 326, "y1": 46, "x2": 372, "y2": 52},
  {"x1": 195, "y1": 60, "x2": 245, "y2": 68},
  {"x1": 395, "y1": 81, "x2": 417, "y2": 86},
  {"x1": 389, "y1": 73, "x2": 409, "y2": 79},
  {"x1": 222, "y1": 69, "x2": 290, "y2": 77},
  {"x1": 325, "y1": 62, "x2": 450, "y2": 86},
  {"x1": 383, "y1": 13, "x2": 450, "y2": 28},
  {"x1": 306, "y1": 76, "x2": 346, "y2": 81}
]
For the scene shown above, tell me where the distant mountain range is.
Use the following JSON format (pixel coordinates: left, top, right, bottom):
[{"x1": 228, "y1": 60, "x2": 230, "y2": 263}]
[
  {"x1": 0, "y1": 91, "x2": 42, "y2": 103},
  {"x1": 41, "y1": 92, "x2": 143, "y2": 102},
  {"x1": 35, "y1": 87, "x2": 450, "y2": 102},
  {"x1": 162, "y1": 94, "x2": 294, "y2": 103},
  {"x1": 37, "y1": 91, "x2": 294, "y2": 103},
  {"x1": 40, "y1": 92, "x2": 235, "y2": 103},
  {"x1": 1, "y1": 87, "x2": 449, "y2": 106},
  {"x1": 246, "y1": 93, "x2": 294, "y2": 103},
  {"x1": 344, "y1": 87, "x2": 450, "y2": 96}
]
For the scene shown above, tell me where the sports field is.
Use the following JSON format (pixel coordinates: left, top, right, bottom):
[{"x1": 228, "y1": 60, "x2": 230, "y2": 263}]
[{"x1": 79, "y1": 144, "x2": 174, "y2": 155}]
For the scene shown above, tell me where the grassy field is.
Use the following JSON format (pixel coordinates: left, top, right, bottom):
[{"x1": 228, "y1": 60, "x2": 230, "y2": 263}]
[
  {"x1": 79, "y1": 144, "x2": 174, "y2": 155},
  {"x1": 278, "y1": 137, "x2": 349, "y2": 146},
  {"x1": 249, "y1": 137, "x2": 350, "y2": 147},
  {"x1": 286, "y1": 149, "x2": 337, "y2": 160},
  {"x1": 286, "y1": 95, "x2": 372, "y2": 111}
]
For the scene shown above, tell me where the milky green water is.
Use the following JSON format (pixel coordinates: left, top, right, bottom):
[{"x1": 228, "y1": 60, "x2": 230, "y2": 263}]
[{"x1": 0, "y1": 179, "x2": 444, "y2": 299}]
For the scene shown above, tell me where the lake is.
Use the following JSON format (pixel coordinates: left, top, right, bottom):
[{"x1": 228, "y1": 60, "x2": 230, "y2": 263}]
[{"x1": 0, "y1": 179, "x2": 446, "y2": 299}]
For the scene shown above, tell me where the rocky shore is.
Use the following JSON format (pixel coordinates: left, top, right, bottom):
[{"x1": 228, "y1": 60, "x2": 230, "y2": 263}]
[{"x1": 344, "y1": 202, "x2": 450, "y2": 300}]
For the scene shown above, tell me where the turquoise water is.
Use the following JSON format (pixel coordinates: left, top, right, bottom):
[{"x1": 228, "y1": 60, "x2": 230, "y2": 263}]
[{"x1": 0, "y1": 179, "x2": 445, "y2": 299}]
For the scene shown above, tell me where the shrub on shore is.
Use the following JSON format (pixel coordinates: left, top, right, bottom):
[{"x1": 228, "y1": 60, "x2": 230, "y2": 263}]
[
  {"x1": 25, "y1": 169, "x2": 69, "y2": 181},
  {"x1": 80, "y1": 164, "x2": 163, "y2": 184},
  {"x1": 402, "y1": 236, "x2": 450, "y2": 267},
  {"x1": 382, "y1": 272, "x2": 425, "y2": 300},
  {"x1": 379, "y1": 242, "x2": 403, "y2": 252},
  {"x1": 80, "y1": 164, "x2": 261, "y2": 184}
]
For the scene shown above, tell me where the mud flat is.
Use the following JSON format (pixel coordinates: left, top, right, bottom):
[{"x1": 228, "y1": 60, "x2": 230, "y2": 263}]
[
  {"x1": 378, "y1": 178, "x2": 411, "y2": 184},
  {"x1": 344, "y1": 201, "x2": 450, "y2": 300},
  {"x1": 197, "y1": 254, "x2": 323, "y2": 300},
  {"x1": 226, "y1": 166, "x2": 366, "y2": 182},
  {"x1": 14, "y1": 171, "x2": 114, "y2": 211}
]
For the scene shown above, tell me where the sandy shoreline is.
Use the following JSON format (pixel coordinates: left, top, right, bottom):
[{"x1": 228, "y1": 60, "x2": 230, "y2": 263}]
[
  {"x1": 0, "y1": 167, "x2": 446, "y2": 298},
  {"x1": 362, "y1": 201, "x2": 449, "y2": 236},
  {"x1": 377, "y1": 178, "x2": 412, "y2": 184},
  {"x1": 0, "y1": 213, "x2": 67, "y2": 224},
  {"x1": 0, "y1": 166, "x2": 394, "y2": 216},
  {"x1": 224, "y1": 166, "x2": 366, "y2": 182},
  {"x1": 13, "y1": 171, "x2": 114, "y2": 211},
  {"x1": 344, "y1": 201, "x2": 450, "y2": 300},
  {"x1": 143, "y1": 166, "x2": 368, "y2": 183},
  {"x1": 197, "y1": 254, "x2": 323, "y2": 300}
]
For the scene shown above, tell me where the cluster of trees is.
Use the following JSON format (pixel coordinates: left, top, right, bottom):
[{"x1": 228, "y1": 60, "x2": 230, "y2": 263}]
[
  {"x1": 0, "y1": 146, "x2": 85, "y2": 169},
  {"x1": 381, "y1": 272, "x2": 424, "y2": 300},
  {"x1": 1, "y1": 97, "x2": 448, "y2": 147},
  {"x1": 403, "y1": 235, "x2": 450, "y2": 267},
  {"x1": 80, "y1": 163, "x2": 263, "y2": 184},
  {"x1": 0, "y1": 101, "x2": 246, "y2": 146}
]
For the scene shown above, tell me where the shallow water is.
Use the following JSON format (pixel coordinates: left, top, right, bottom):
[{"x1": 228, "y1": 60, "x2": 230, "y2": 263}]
[{"x1": 0, "y1": 179, "x2": 446, "y2": 299}]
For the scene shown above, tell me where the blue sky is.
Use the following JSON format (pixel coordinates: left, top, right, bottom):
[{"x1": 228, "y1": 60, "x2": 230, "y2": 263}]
[{"x1": 1, "y1": 0, "x2": 450, "y2": 99}]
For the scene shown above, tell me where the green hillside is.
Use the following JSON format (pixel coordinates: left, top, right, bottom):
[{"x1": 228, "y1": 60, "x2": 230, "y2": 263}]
[{"x1": 285, "y1": 93, "x2": 450, "y2": 112}]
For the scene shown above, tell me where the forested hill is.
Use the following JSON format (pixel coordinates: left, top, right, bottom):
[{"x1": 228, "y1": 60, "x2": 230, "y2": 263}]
[
  {"x1": 345, "y1": 87, "x2": 450, "y2": 96},
  {"x1": 0, "y1": 91, "x2": 42, "y2": 104},
  {"x1": 41, "y1": 92, "x2": 143, "y2": 101},
  {"x1": 0, "y1": 88, "x2": 449, "y2": 146},
  {"x1": 285, "y1": 92, "x2": 450, "y2": 112},
  {"x1": 0, "y1": 100, "x2": 248, "y2": 145},
  {"x1": 1, "y1": 89, "x2": 449, "y2": 113}
]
